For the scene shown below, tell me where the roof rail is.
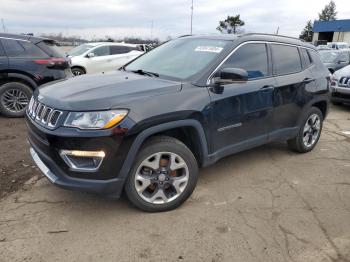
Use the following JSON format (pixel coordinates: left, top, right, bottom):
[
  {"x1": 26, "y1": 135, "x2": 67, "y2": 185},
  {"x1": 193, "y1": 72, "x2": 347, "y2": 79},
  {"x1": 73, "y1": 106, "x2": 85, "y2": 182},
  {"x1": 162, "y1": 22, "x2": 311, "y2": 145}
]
[{"x1": 240, "y1": 33, "x2": 305, "y2": 42}]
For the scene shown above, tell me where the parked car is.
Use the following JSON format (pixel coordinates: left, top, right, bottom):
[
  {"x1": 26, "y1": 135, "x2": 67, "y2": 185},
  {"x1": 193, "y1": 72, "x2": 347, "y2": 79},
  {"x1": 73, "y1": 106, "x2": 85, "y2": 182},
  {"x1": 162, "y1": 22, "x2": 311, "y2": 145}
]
[
  {"x1": 330, "y1": 65, "x2": 350, "y2": 105},
  {"x1": 327, "y1": 42, "x2": 350, "y2": 50},
  {"x1": 67, "y1": 42, "x2": 144, "y2": 76},
  {"x1": 27, "y1": 34, "x2": 330, "y2": 212},
  {"x1": 0, "y1": 33, "x2": 71, "y2": 117},
  {"x1": 316, "y1": 45, "x2": 331, "y2": 51},
  {"x1": 319, "y1": 49, "x2": 350, "y2": 73}
]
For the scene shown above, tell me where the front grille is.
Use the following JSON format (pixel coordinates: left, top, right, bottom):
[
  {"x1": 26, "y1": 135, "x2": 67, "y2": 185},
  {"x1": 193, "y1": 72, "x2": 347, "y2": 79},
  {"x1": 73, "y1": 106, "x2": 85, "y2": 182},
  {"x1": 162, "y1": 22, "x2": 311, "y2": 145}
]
[
  {"x1": 339, "y1": 77, "x2": 350, "y2": 88},
  {"x1": 27, "y1": 97, "x2": 63, "y2": 129}
]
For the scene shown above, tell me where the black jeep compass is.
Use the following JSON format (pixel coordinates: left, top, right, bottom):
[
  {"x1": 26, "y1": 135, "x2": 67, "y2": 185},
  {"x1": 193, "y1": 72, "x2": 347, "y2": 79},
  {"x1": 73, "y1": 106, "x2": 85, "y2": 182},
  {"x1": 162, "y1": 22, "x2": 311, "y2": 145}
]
[{"x1": 27, "y1": 34, "x2": 330, "y2": 212}]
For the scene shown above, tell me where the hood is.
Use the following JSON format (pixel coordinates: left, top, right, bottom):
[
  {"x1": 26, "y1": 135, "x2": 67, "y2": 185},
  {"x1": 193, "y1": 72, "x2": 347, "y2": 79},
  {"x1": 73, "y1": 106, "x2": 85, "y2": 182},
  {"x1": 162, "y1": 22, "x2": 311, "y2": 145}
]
[
  {"x1": 36, "y1": 71, "x2": 182, "y2": 111},
  {"x1": 334, "y1": 65, "x2": 350, "y2": 78}
]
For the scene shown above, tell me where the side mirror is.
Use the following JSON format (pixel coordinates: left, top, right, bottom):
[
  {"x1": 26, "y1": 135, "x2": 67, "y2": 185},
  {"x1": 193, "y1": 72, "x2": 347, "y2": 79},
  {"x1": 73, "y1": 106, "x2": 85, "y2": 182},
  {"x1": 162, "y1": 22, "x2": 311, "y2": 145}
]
[
  {"x1": 213, "y1": 68, "x2": 248, "y2": 85},
  {"x1": 87, "y1": 52, "x2": 95, "y2": 58}
]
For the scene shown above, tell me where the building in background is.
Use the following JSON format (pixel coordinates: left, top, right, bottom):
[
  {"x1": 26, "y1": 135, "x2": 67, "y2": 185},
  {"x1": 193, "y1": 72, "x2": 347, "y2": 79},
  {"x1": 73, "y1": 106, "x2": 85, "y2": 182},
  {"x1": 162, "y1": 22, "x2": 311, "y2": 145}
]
[{"x1": 312, "y1": 19, "x2": 350, "y2": 45}]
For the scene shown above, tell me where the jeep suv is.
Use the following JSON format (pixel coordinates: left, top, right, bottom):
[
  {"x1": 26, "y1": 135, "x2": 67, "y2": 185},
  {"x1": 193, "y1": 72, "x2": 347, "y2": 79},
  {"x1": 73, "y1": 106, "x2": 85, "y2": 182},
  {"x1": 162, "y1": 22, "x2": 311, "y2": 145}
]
[
  {"x1": 0, "y1": 33, "x2": 71, "y2": 117},
  {"x1": 27, "y1": 34, "x2": 330, "y2": 212}
]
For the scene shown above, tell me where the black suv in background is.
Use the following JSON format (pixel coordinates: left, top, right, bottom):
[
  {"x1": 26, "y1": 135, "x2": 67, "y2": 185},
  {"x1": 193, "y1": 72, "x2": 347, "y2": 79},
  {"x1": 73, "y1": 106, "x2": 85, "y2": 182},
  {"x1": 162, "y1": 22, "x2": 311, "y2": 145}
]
[
  {"x1": 27, "y1": 34, "x2": 330, "y2": 212},
  {"x1": 0, "y1": 33, "x2": 71, "y2": 117}
]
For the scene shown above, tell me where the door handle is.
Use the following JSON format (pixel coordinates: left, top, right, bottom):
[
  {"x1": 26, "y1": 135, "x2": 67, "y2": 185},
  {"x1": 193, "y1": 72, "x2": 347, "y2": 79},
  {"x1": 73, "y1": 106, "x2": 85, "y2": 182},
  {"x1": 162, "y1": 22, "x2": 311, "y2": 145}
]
[
  {"x1": 302, "y1": 77, "x2": 315, "y2": 83},
  {"x1": 260, "y1": 85, "x2": 274, "y2": 92}
]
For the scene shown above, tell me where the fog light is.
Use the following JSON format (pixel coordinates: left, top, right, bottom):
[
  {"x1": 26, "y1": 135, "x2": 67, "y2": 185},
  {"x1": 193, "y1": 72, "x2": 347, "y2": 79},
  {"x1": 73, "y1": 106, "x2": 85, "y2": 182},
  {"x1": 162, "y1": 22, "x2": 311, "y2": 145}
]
[{"x1": 59, "y1": 150, "x2": 105, "y2": 172}]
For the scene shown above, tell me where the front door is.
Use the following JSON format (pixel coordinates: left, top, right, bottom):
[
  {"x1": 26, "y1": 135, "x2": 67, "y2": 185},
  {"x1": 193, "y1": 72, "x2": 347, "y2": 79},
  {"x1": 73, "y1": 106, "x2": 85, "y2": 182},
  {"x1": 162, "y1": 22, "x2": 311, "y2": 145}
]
[
  {"x1": 208, "y1": 43, "x2": 275, "y2": 155},
  {"x1": 0, "y1": 40, "x2": 8, "y2": 75}
]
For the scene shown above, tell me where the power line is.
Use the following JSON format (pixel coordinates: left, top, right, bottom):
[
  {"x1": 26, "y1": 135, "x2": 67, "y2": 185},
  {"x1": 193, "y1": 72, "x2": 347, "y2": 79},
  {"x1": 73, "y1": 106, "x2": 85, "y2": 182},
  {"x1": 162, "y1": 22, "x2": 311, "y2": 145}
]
[
  {"x1": 1, "y1": 18, "x2": 6, "y2": 33},
  {"x1": 190, "y1": 0, "x2": 193, "y2": 34}
]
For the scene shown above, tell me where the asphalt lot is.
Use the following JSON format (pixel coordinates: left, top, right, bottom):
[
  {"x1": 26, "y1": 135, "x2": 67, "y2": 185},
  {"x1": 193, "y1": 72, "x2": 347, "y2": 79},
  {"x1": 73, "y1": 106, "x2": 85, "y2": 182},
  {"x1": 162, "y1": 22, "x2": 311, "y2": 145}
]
[{"x1": 0, "y1": 105, "x2": 350, "y2": 262}]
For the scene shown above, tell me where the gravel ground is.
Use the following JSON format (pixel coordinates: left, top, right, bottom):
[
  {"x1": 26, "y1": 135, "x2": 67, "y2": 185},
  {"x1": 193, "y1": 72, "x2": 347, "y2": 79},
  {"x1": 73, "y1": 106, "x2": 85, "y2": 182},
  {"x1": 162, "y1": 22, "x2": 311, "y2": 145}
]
[{"x1": 0, "y1": 105, "x2": 350, "y2": 262}]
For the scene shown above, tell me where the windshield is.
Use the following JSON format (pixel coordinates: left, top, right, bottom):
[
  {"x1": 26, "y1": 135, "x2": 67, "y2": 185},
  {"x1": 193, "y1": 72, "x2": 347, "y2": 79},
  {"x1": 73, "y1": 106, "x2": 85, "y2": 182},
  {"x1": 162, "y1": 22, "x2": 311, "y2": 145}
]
[
  {"x1": 125, "y1": 38, "x2": 230, "y2": 80},
  {"x1": 319, "y1": 51, "x2": 338, "y2": 63},
  {"x1": 67, "y1": 44, "x2": 94, "y2": 56}
]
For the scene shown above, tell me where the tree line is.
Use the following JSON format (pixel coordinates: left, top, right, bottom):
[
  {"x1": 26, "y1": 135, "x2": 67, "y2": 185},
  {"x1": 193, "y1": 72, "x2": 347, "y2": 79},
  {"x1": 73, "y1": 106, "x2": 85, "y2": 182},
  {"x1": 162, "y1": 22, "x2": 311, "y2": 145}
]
[{"x1": 216, "y1": 0, "x2": 338, "y2": 43}]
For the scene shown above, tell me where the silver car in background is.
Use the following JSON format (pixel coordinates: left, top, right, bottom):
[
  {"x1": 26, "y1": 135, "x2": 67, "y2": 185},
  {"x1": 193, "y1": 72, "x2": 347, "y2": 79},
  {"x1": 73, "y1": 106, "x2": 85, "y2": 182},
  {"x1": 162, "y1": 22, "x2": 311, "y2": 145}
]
[{"x1": 331, "y1": 65, "x2": 350, "y2": 105}]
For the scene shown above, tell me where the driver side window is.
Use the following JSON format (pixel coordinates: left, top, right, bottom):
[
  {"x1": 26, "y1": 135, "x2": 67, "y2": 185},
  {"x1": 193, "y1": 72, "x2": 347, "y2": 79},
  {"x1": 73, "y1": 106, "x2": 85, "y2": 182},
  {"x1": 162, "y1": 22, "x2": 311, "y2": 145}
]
[
  {"x1": 221, "y1": 43, "x2": 269, "y2": 79},
  {"x1": 93, "y1": 46, "x2": 110, "y2": 57}
]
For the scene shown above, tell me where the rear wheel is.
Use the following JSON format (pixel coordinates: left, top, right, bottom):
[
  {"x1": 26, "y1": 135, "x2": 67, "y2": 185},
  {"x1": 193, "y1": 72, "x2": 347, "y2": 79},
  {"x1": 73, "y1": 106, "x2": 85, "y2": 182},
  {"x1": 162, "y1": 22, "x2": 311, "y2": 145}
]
[
  {"x1": 0, "y1": 82, "x2": 32, "y2": 117},
  {"x1": 125, "y1": 136, "x2": 198, "y2": 212},
  {"x1": 287, "y1": 107, "x2": 323, "y2": 153}
]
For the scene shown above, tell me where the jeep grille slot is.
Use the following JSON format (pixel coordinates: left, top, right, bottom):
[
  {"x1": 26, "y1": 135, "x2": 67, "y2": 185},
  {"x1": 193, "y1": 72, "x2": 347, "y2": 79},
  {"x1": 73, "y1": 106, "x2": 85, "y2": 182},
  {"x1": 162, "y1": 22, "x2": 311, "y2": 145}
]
[{"x1": 27, "y1": 97, "x2": 63, "y2": 129}]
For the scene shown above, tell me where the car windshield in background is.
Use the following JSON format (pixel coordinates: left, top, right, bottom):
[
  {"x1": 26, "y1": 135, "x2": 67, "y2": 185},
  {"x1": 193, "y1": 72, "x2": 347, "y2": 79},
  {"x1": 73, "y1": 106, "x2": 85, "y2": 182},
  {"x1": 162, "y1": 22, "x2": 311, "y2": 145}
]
[
  {"x1": 125, "y1": 38, "x2": 229, "y2": 80},
  {"x1": 67, "y1": 44, "x2": 94, "y2": 56},
  {"x1": 319, "y1": 51, "x2": 338, "y2": 63}
]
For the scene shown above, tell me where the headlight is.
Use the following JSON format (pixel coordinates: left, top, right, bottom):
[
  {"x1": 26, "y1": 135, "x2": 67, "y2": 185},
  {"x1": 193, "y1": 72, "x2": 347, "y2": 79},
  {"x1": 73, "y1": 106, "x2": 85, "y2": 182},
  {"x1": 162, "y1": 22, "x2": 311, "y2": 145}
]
[{"x1": 64, "y1": 110, "x2": 128, "y2": 129}]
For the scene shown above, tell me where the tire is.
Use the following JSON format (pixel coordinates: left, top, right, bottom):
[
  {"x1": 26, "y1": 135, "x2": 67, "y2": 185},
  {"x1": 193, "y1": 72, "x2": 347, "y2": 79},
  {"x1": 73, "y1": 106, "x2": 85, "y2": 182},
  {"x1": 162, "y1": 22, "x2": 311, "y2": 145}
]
[
  {"x1": 71, "y1": 67, "x2": 85, "y2": 76},
  {"x1": 125, "y1": 136, "x2": 199, "y2": 212},
  {"x1": 0, "y1": 82, "x2": 32, "y2": 117},
  {"x1": 287, "y1": 107, "x2": 323, "y2": 153}
]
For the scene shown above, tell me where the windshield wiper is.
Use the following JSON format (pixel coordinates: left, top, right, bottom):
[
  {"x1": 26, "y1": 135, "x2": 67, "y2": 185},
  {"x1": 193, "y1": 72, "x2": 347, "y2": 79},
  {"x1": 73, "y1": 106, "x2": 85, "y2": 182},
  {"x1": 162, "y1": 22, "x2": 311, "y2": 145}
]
[{"x1": 131, "y1": 69, "x2": 159, "y2": 77}]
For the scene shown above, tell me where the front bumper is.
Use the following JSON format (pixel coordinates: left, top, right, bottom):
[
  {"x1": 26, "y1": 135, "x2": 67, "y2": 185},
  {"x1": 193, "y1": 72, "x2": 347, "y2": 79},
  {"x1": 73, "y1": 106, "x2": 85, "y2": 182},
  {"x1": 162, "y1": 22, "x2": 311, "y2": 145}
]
[
  {"x1": 331, "y1": 86, "x2": 350, "y2": 103},
  {"x1": 29, "y1": 145, "x2": 125, "y2": 198}
]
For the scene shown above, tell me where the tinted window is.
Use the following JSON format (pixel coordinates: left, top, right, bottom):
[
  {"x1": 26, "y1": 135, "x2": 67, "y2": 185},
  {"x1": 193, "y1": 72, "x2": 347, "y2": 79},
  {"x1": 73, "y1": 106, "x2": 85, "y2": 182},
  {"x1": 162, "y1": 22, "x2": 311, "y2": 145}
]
[
  {"x1": 339, "y1": 52, "x2": 349, "y2": 62},
  {"x1": 221, "y1": 43, "x2": 269, "y2": 79},
  {"x1": 1, "y1": 39, "x2": 25, "y2": 57},
  {"x1": 300, "y1": 48, "x2": 311, "y2": 68},
  {"x1": 271, "y1": 44, "x2": 302, "y2": 75},
  {"x1": 0, "y1": 41, "x2": 5, "y2": 56},
  {"x1": 18, "y1": 41, "x2": 48, "y2": 58},
  {"x1": 308, "y1": 49, "x2": 325, "y2": 69},
  {"x1": 93, "y1": 46, "x2": 110, "y2": 56},
  {"x1": 110, "y1": 46, "x2": 128, "y2": 55},
  {"x1": 36, "y1": 41, "x2": 65, "y2": 57}
]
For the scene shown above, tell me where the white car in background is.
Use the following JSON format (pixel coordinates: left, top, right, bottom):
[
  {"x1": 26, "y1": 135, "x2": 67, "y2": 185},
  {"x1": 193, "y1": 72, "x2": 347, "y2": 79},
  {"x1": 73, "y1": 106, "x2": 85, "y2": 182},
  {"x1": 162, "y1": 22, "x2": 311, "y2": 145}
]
[{"x1": 67, "y1": 42, "x2": 144, "y2": 76}]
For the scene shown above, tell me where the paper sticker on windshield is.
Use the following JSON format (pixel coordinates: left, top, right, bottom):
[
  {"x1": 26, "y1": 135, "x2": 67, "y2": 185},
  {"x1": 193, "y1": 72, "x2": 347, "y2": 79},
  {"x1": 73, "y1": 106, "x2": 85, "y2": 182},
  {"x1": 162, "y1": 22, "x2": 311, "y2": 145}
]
[{"x1": 195, "y1": 46, "x2": 223, "y2": 53}]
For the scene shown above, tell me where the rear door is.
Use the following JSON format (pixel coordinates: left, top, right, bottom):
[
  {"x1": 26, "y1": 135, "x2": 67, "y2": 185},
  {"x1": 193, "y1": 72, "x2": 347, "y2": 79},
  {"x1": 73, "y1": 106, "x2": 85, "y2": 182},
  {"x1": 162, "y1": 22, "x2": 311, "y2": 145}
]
[{"x1": 269, "y1": 43, "x2": 314, "y2": 139}]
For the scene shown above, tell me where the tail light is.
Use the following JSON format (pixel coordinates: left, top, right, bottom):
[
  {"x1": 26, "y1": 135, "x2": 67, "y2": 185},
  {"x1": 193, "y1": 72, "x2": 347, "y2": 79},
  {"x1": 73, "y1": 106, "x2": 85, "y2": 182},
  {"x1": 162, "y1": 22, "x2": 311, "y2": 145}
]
[{"x1": 34, "y1": 58, "x2": 68, "y2": 69}]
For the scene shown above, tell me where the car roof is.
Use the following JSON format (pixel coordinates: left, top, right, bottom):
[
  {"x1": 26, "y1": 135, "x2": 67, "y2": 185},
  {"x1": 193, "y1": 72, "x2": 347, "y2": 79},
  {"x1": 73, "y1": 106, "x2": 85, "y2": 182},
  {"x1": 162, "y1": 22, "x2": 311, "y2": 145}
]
[
  {"x1": 181, "y1": 33, "x2": 316, "y2": 49},
  {"x1": 0, "y1": 33, "x2": 54, "y2": 44},
  {"x1": 87, "y1": 42, "x2": 138, "y2": 47}
]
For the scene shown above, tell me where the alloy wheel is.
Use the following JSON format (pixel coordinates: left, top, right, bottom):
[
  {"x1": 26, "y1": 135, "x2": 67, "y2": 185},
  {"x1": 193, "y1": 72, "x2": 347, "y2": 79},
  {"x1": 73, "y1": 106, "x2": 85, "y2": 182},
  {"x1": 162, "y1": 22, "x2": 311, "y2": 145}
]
[
  {"x1": 1, "y1": 88, "x2": 29, "y2": 113},
  {"x1": 303, "y1": 114, "x2": 321, "y2": 148},
  {"x1": 134, "y1": 152, "x2": 189, "y2": 204}
]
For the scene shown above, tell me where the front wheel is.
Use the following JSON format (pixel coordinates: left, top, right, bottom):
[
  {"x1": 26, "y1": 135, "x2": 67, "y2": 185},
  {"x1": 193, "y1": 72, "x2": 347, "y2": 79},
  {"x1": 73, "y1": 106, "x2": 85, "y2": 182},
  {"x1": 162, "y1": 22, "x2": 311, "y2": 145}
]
[
  {"x1": 287, "y1": 107, "x2": 323, "y2": 153},
  {"x1": 125, "y1": 136, "x2": 198, "y2": 212}
]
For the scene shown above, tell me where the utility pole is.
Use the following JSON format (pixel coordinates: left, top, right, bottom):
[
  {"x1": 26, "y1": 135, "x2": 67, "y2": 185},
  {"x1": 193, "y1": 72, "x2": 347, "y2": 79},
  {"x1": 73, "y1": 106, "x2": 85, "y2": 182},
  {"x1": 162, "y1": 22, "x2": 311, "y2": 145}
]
[
  {"x1": 276, "y1": 26, "x2": 279, "y2": 35},
  {"x1": 190, "y1": 0, "x2": 193, "y2": 34},
  {"x1": 151, "y1": 20, "x2": 154, "y2": 39},
  {"x1": 1, "y1": 18, "x2": 6, "y2": 33}
]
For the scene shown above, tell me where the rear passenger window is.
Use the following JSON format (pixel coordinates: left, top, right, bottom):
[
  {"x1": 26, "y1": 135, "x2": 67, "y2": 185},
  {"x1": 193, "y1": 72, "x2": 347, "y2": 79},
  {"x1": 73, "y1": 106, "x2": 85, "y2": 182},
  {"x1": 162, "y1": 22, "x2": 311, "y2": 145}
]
[
  {"x1": 110, "y1": 46, "x2": 128, "y2": 55},
  {"x1": 18, "y1": 41, "x2": 48, "y2": 58},
  {"x1": 271, "y1": 44, "x2": 302, "y2": 75},
  {"x1": 221, "y1": 43, "x2": 269, "y2": 79},
  {"x1": 300, "y1": 48, "x2": 312, "y2": 68},
  {"x1": 1, "y1": 39, "x2": 25, "y2": 57}
]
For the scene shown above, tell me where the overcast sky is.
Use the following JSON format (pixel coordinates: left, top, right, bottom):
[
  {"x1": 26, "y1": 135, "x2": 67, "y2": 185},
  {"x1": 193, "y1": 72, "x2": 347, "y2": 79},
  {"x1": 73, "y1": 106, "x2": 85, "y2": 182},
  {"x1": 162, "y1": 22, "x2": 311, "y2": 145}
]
[{"x1": 0, "y1": 0, "x2": 350, "y2": 40}]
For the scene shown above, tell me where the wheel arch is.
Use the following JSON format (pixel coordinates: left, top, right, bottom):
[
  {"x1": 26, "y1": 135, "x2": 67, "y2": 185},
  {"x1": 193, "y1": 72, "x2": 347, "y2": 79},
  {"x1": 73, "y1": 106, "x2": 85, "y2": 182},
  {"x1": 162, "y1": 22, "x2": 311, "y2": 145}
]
[
  {"x1": 71, "y1": 65, "x2": 86, "y2": 74},
  {"x1": 118, "y1": 119, "x2": 210, "y2": 181},
  {"x1": 1, "y1": 73, "x2": 37, "y2": 90}
]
